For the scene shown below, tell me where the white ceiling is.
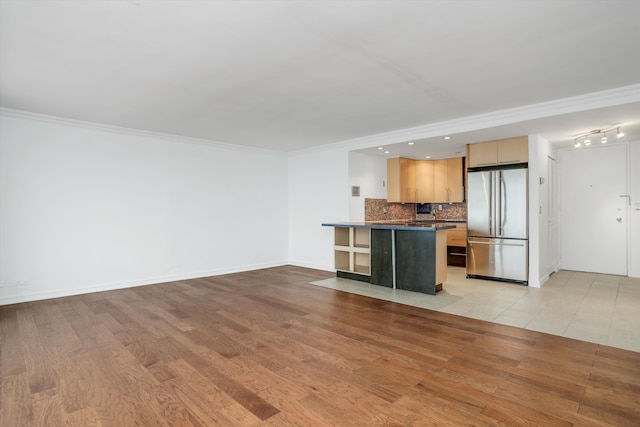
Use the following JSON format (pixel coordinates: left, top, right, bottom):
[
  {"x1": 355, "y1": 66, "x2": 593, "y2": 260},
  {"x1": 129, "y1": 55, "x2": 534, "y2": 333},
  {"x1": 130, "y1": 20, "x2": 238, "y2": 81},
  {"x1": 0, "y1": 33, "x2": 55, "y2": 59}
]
[{"x1": 1, "y1": 0, "x2": 639, "y2": 154}]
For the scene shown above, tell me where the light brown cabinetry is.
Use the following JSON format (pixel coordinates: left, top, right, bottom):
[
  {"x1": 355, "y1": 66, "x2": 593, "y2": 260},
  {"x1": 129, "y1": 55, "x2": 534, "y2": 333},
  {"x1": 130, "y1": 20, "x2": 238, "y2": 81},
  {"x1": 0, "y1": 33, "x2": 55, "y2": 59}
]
[
  {"x1": 434, "y1": 158, "x2": 464, "y2": 203},
  {"x1": 467, "y1": 136, "x2": 528, "y2": 168},
  {"x1": 446, "y1": 223, "x2": 467, "y2": 267},
  {"x1": 388, "y1": 157, "x2": 463, "y2": 203},
  {"x1": 387, "y1": 158, "x2": 416, "y2": 203},
  {"x1": 415, "y1": 160, "x2": 435, "y2": 203},
  {"x1": 447, "y1": 223, "x2": 467, "y2": 247}
]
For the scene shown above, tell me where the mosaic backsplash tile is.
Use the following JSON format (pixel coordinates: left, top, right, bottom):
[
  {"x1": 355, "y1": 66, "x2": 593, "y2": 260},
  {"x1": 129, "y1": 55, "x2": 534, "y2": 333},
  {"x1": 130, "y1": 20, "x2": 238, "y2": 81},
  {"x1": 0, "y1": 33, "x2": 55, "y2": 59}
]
[
  {"x1": 417, "y1": 202, "x2": 467, "y2": 220},
  {"x1": 365, "y1": 199, "x2": 416, "y2": 221},
  {"x1": 365, "y1": 198, "x2": 467, "y2": 221}
]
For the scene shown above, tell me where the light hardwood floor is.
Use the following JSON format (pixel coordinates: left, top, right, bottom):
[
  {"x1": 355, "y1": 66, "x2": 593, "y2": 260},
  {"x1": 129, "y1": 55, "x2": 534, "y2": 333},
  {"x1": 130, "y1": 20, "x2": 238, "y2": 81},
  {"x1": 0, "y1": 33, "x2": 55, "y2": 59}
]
[
  {"x1": 1, "y1": 266, "x2": 639, "y2": 426},
  {"x1": 312, "y1": 267, "x2": 640, "y2": 352}
]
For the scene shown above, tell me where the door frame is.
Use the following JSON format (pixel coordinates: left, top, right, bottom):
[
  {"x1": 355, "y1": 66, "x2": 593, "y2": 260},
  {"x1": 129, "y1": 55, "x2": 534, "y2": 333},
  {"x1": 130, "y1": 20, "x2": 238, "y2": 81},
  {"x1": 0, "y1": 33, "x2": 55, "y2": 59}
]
[{"x1": 547, "y1": 155, "x2": 558, "y2": 274}]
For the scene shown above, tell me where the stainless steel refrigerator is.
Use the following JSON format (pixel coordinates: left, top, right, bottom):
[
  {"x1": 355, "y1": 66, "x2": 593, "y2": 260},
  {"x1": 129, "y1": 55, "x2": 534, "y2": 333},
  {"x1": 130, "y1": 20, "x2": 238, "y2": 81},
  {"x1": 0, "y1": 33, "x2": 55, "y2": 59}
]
[{"x1": 466, "y1": 167, "x2": 528, "y2": 284}]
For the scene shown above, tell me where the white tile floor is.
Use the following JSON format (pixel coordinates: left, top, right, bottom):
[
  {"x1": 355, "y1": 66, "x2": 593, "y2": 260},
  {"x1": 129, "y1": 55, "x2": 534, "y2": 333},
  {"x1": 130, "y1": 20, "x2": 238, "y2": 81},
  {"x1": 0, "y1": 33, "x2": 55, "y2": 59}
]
[{"x1": 310, "y1": 267, "x2": 640, "y2": 353}]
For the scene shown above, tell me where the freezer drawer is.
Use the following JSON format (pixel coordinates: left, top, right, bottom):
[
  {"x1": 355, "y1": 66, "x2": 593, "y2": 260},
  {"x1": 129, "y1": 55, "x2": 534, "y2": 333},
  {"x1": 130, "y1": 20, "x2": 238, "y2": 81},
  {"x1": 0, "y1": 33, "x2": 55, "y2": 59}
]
[{"x1": 466, "y1": 237, "x2": 528, "y2": 284}]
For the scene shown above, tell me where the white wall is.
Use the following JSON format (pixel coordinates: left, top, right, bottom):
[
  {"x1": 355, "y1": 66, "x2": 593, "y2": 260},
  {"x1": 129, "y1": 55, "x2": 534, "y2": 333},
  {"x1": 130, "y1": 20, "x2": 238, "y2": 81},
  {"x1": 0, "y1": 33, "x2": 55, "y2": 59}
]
[
  {"x1": 629, "y1": 140, "x2": 640, "y2": 278},
  {"x1": 288, "y1": 147, "x2": 350, "y2": 271},
  {"x1": 529, "y1": 134, "x2": 555, "y2": 285},
  {"x1": 348, "y1": 152, "x2": 387, "y2": 221},
  {"x1": 0, "y1": 112, "x2": 289, "y2": 304}
]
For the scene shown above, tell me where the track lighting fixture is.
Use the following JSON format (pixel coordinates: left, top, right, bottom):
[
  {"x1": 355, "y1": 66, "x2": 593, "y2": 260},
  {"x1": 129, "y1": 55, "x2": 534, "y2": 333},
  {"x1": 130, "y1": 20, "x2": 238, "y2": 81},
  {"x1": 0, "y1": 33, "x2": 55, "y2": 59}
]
[{"x1": 572, "y1": 125, "x2": 623, "y2": 148}]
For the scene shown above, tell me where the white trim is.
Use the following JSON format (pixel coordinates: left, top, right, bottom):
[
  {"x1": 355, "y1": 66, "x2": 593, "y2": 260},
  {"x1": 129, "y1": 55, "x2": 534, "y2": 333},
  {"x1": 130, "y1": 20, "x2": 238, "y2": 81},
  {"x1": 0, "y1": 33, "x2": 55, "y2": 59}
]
[
  {"x1": 289, "y1": 260, "x2": 335, "y2": 272},
  {"x1": 0, "y1": 107, "x2": 282, "y2": 156},
  {"x1": 291, "y1": 84, "x2": 640, "y2": 155},
  {"x1": 0, "y1": 261, "x2": 287, "y2": 306}
]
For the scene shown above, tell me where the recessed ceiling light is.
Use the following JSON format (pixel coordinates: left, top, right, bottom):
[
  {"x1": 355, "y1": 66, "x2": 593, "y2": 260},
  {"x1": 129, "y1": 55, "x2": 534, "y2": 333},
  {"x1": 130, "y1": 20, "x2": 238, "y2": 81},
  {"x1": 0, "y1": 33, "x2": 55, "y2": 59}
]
[
  {"x1": 408, "y1": 142, "x2": 415, "y2": 145},
  {"x1": 377, "y1": 146, "x2": 384, "y2": 150},
  {"x1": 443, "y1": 136, "x2": 452, "y2": 140},
  {"x1": 425, "y1": 156, "x2": 431, "y2": 159},
  {"x1": 384, "y1": 151, "x2": 390, "y2": 154}
]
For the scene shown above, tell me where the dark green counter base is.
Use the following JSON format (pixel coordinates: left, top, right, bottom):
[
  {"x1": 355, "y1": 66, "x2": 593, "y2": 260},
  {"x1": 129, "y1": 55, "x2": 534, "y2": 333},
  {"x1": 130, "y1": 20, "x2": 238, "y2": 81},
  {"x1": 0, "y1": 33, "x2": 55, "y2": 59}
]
[
  {"x1": 337, "y1": 270, "x2": 371, "y2": 283},
  {"x1": 369, "y1": 229, "x2": 445, "y2": 295}
]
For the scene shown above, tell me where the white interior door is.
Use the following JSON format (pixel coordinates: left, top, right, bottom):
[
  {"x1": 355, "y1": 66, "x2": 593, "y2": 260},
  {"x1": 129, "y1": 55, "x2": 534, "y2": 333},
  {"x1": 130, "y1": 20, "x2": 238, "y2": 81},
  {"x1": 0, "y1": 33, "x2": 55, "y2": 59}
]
[{"x1": 558, "y1": 144, "x2": 627, "y2": 275}]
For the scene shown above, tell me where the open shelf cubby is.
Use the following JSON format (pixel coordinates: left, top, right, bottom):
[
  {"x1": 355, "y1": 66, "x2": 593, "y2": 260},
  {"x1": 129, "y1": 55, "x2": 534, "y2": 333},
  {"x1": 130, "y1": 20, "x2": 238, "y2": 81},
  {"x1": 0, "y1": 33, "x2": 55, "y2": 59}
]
[
  {"x1": 354, "y1": 227, "x2": 370, "y2": 248},
  {"x1": 335, "y1": 250, "x2": 350, "y2": 272},
  {"x1": 333, "y1": 227, "x2": 370, "y2": 276},
  {"x1": 335, "y1": 227, "x2": 350, "y2": 247},
  {"x1": 354, "y1": 252, "x2": 371, "y2": 275}
]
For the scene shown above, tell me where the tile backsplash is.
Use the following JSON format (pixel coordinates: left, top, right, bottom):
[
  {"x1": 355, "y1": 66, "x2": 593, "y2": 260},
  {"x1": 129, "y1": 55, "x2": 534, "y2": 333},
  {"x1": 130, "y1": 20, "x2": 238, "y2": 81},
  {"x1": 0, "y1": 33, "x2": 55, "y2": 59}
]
[
  {"x1": 365, "y1": 198, "x2": 416, "y2": 221},
  {"x1": 365, "y1": 198, "x2": 466, "y2": 221},
  {"x1": 417, "y1": 202, "x2": 467, "y2": 220}
]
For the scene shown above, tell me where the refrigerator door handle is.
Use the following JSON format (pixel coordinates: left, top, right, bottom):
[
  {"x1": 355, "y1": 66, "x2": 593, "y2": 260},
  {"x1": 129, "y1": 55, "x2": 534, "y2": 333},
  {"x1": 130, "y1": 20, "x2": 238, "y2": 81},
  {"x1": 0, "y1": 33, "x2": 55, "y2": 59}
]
[
  {"x1": 488, "y1": 173, "x2": 493, "y2": 235},
  {"x1": 499, "y1": 171, "x2": 505, "y2": 236},
  {"x1": 469, "y1": 241, "x2": 526, "y2": 247}
]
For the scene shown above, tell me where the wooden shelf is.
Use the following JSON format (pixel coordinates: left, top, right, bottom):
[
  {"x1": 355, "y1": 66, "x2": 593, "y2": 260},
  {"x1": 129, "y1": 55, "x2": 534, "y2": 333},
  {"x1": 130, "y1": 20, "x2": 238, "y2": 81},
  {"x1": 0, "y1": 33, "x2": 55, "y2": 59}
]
[
  {"x1": 333, "y1": 227, "x2": 371, "y2": 276},
  {"x1": 335, "y1": 250, "x2": 350, "y2": 272},
  {"x1": 335, "y1": 227, "x2": 350, "y2": 247}
]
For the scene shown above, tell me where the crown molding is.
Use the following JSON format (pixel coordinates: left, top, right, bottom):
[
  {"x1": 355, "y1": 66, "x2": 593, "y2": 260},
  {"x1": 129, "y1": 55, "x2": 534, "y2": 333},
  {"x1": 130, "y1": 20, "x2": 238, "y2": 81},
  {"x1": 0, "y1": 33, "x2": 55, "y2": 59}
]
[
  {"x1": 4, "y1": 83, "x2": 639, "y2": 158},
  {"x1": 0, "y1": 107, "x2": 282, "y2": 156},
  {"x1": 290, "y1": 83, "x2": 640, "y2": 156}
]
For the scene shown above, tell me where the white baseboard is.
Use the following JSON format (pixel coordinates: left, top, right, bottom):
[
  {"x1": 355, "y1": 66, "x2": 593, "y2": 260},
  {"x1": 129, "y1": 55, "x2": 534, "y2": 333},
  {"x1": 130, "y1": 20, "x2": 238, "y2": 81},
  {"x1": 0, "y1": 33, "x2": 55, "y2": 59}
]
[
  {"x1": 288, "y1": 260, "x2": 335, "y2": 272},
  {"x1": 0, "y1": 261, "x2": 287, "y2": 305}
]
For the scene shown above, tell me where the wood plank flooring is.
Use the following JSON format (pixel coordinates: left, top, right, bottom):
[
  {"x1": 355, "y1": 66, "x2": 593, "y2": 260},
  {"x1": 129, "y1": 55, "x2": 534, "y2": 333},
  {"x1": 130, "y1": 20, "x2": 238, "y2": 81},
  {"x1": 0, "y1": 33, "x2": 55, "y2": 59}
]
[{"x1": 1, "y1": 265, "x2": 639, "y2": 426}]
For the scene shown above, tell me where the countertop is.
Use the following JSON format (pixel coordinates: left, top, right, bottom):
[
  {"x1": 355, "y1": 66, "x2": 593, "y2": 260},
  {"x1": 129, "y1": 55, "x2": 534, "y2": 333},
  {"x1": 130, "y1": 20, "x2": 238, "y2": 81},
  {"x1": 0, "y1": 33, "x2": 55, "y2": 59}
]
[{"x1": 322, "y1": 220, "x2": 457, "y2": 231}]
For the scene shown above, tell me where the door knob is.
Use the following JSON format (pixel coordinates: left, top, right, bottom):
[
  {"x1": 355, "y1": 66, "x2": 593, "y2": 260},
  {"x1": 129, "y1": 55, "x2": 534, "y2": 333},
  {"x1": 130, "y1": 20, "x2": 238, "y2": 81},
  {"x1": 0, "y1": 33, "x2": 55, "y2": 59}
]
[{"x1": 616, "y1": 217, "x2": 622, "y2": 222}]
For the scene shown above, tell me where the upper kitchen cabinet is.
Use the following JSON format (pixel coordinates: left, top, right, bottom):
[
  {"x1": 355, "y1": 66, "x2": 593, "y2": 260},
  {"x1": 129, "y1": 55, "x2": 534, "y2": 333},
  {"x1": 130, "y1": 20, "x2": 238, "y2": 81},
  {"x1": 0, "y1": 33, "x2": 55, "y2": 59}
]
[
  {"x1": 415, "y1": 160, "x2": 435, "y2": 203},
  {"x1": 387, "y1": 157, "x2": 416, "y2": 203},
  {"x1": 467, "y1": 136, "x2": 528, "y2": 168},
  {"x1": 434, "y1": 158, "x2": 464, "y2": 203}
]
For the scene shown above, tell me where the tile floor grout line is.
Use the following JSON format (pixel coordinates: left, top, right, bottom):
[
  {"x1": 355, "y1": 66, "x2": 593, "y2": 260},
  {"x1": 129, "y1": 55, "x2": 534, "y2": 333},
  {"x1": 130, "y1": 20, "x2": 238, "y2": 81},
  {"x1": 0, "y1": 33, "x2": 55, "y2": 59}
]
[
  {"x1": 605, "y1": 276, "x2": 622, "y2": 347},
  {"x1": 560, "y1": 273, "x2": 594, "y2": 337}
]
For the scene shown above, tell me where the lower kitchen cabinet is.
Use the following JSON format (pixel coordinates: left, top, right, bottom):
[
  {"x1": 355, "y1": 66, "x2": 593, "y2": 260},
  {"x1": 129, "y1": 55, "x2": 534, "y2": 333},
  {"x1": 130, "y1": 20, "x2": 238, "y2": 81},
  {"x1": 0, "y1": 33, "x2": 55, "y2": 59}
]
[
  {"x1": 447, "y1": 246, "x2": 467, "y2": 267},
  {"x1": 323, "y1": 222, "x2": 452, "y2": 295},
  {"x1": 370, "y1": 229, "x2": 393, "y2": 288},
  {"x1": 395, "y1": 230, "x2": 447, "y2": 295},
  {"x1": 334, "y1": 227, "x2": 371, "y2": 282},
  {"x1": 446, "y1": 223, "x2": 467, "y2": 267}
]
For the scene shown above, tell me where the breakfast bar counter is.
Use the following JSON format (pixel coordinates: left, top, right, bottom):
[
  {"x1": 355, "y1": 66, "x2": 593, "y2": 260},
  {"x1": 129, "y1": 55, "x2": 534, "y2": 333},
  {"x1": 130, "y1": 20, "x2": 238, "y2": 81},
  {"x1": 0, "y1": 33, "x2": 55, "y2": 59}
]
[{"x1": 322, "y1": 221, "x2": 455, "y2": 295}]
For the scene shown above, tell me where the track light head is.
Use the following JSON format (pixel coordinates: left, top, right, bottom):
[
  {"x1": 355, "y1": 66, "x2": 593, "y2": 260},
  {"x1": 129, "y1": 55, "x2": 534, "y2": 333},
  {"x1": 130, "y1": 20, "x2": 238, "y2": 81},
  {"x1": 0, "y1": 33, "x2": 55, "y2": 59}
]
[{"x1": 573, "y1": 125, "x2": 622, "y2": 148}]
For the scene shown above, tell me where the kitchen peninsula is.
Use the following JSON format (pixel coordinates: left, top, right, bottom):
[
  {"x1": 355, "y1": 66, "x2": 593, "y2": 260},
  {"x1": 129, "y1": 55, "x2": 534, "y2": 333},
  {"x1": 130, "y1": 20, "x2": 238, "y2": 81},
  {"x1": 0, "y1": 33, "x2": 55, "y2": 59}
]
[{"x1": 322, "y1": 221, "x2": 455, "y2": 295}]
